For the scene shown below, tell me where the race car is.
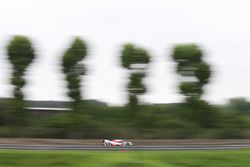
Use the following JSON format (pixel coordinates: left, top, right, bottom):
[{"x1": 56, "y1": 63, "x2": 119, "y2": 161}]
[{"x1": 103, "y1": 139, "x2": 133, "y2": 147}]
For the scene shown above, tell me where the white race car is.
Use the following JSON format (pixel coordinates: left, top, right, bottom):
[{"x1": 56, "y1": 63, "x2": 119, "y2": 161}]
[{"x1": 103, "y1": 139, "x2": 133, "y2": 147}]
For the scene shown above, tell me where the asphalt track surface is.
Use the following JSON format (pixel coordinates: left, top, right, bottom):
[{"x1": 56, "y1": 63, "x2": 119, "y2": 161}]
[{"x1": 1, "y1": 144, "x2": 250, "y2": 151}]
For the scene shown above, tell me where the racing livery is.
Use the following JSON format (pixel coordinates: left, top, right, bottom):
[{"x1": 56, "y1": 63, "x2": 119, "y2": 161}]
[{"x1": 103, "y1": 139, "x2": 133, "y2": 147}]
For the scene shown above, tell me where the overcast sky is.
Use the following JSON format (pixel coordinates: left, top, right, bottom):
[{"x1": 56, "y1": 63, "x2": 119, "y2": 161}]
[{"x1": 0, "y1": 0, "x2": 250, "y2": 105}]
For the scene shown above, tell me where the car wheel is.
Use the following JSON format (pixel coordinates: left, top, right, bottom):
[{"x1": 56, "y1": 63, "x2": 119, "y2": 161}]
[{"x1": 125, "y1": 143, "x2": 130, "y2": 146}]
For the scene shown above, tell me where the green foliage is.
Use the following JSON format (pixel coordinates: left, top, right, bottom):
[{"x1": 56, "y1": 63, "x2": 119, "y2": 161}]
[
  {"x1": 172, "y1": 44, "x2": 211, "y2": 101},
  {"x1": 0, "y1": 102, "x2": 8, "y2": 126},
  {"x1": 7, "y1": 36, "x2": 35, "y2": 72},
  {"x1": 121, "y1": 44, "x2": 150, "y2": 69},
  {"x1": 7, "y1": 36, "x2": 35, "y2": 100},
  {"x1": 184, "y1": 100, "x2": 219, "y2": 128},
  {"x1": 1, "y1": 149, "x2": 250, "y2": 167},
  {"x1": 180, "y1": 82, "x2": 201, "y2": 99},
  {"x1": 128, "y1": 72, "x2": 146, "y2": 94},
  {"x1": 195, "y1": 62, "x2": 211, "y2": 85},
  {"x1": 121, "y1": 43, "x2": 151, "y2": 113},
  {"x1": 172, "y1": 44, "x2": 202, "y2": 61},
  {"x1": 1, "y1": 99, "x2": 250, "y2": 138},
  {"x1": 228, "y1": 98, "x2": 250, "y2": 113},
  {"x1": 62, "y1": 38, "x2": 87, "y2": 73},
  {"x1": 171, "y1": 44, "x2": 213, "y2": 127},
  {"x1": 6, "y1": 36, "x2": 36, "y2": 125},
  {"x1": 2, "y1": 37, "x2": 250, "y2": 139},
  {"x1": 62, "y1": 37, "x2": 87, "y2": 110}
]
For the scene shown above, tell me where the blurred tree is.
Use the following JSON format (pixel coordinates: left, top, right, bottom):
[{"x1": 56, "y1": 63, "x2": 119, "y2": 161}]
[
  {"x1": 228, "y1": 98, "x2": 250, "y2": 113},
  {"x1": 172, "y1": 44, "x2": 211, "y2": 102},
  {"x1": 62, "y1": 37, "x2": 87, "y2": 112},
  {"x1": 172, "y1": 44, "x2": 213, "y2": 127},
  {"x1": 121, "y1": 44, "x2": 150, "y2": 114},
  {"x1": 7, "y1": 36, "x2": 36, "y2": 125},
  {"x1": 0, "y1": 102, "x2": 7, "y2": 125}
]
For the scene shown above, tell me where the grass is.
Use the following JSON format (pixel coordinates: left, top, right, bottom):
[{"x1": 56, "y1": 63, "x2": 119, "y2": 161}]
[{"x1": 0, "y1": 149, "x2": 250, "y2": 167}]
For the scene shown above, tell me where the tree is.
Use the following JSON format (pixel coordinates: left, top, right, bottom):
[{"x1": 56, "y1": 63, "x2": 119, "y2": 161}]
[
  {"x1": 121, "y1": 44, "x2": 151, "y2": 113},
  {"x1": 171, "y1": 44, "x2": 214, "y2": 127},
  {"x1": 228, "y1": 98, "x2": 250, "y2": 113},
  {"x1": 171, "y1": 44, "x2": 211, "y2": 102},
  {"x1": 7, "y1": 36, "x2": 36, "y2": 124},
  {"x1": 61, "y1": 37, "x2": 87, "y2": 111}
]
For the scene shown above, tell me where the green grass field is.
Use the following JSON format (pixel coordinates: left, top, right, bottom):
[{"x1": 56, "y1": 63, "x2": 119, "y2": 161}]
[{"x1": 0, "y1": 149, "x2": 250, "y2": 167}]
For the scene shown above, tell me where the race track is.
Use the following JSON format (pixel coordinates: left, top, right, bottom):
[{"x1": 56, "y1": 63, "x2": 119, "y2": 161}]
[{"x1": 1, "y1": 144, "x2": 250, "y2": 151}]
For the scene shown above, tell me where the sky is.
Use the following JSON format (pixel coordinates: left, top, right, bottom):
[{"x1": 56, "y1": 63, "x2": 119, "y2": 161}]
[{"x1": 0, "y1": 0, "x2": 250, "y2": 105}]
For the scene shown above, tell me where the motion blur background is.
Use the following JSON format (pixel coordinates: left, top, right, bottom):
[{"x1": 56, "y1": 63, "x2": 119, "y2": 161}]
[
  {"x1": 0, "y1": 0, "x2": 250, "y2": 105},
  {"x1": 0, "y1": 0, "x2": 250, "y2": 139}
]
